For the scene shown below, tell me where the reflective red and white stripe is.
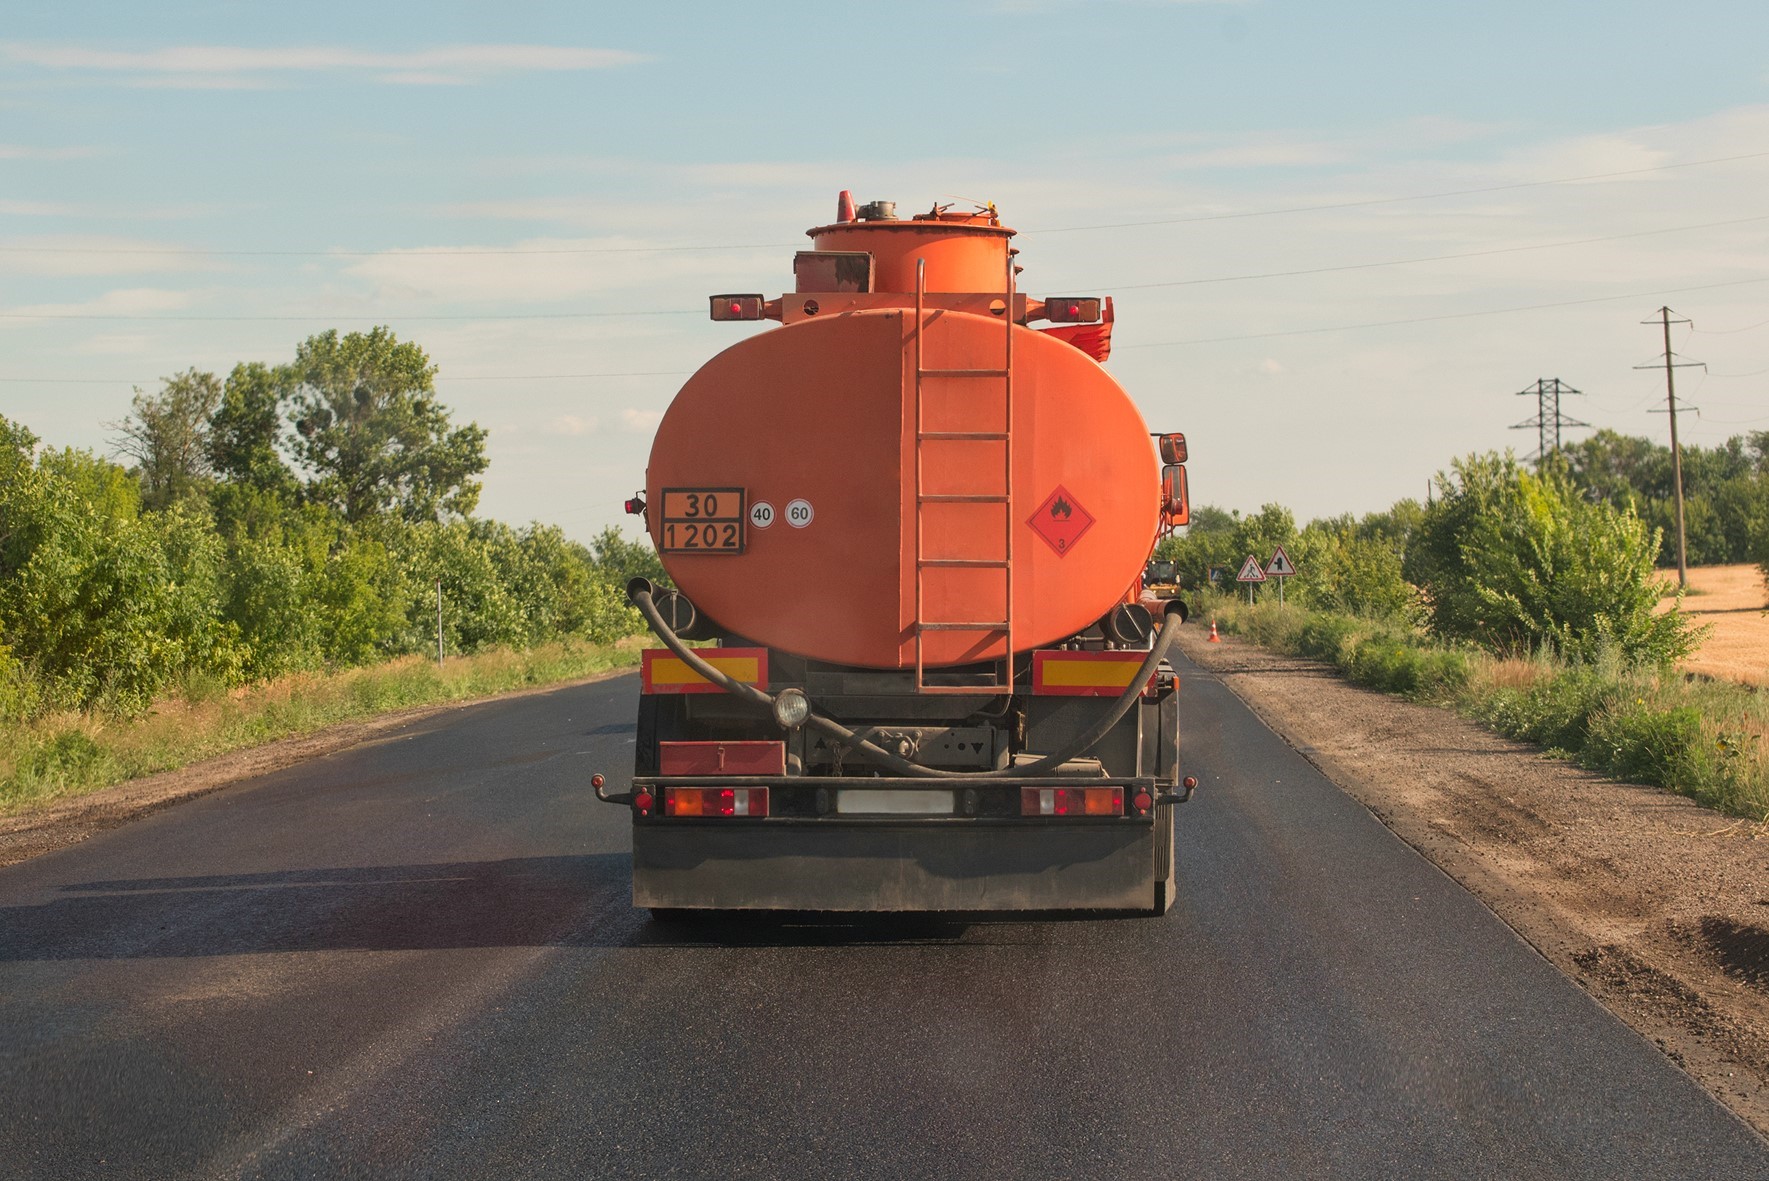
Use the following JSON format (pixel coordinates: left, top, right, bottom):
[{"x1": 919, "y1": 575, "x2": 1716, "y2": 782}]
[
  {"x1": 1019, "y1": 787, "x2": 1123, "y2": 817},
  {"x1": 663, "y1": 787, "x2": 770, "y2": 818}
]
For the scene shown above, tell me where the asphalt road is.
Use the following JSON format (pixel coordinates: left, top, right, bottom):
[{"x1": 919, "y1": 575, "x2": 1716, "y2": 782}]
[{"x1": 3, "y1": 654, "x2": 1766, "y2": 1180}]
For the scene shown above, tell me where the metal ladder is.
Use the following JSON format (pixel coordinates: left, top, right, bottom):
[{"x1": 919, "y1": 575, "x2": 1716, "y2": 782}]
[{"x1": 911, "y1": 253, "x2": 1016, "y2": 692}]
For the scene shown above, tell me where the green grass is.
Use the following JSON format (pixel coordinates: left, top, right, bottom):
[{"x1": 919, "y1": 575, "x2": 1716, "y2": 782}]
[
  {"x1": 0, "y1": 638, "x2": 642, "y2": 815},
  {"x1": 1201, "y1": 596, "x2": 1769, "y2": 818}
]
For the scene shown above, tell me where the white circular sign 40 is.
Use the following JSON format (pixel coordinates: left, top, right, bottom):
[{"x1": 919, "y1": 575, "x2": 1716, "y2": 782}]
[{"x1": 749, "y1": 501, "x2": 775, "y2": 529}]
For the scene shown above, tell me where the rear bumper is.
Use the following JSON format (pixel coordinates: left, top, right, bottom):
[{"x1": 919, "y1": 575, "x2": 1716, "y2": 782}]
[{"x1": 631, "y1": 814, "x2": 1173, "y2": 913}]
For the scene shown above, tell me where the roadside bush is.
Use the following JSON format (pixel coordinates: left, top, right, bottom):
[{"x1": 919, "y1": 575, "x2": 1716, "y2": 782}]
[
  {"x1": 1466, "y1": 663, "x2": 1616, "y2": 753},
  {"x1": 1582, "y1": 702, "x2": 1718, "y2": 800},
  {"x1": 1342, "y1": 635, "x2": 1469, "y2": 699},
  {"x1": 1405, "y1": 453, "x2": 1699, "y2": 667},
  {"x1": 1291, "y1": 526, "x2": 1422, "y2": 623}
]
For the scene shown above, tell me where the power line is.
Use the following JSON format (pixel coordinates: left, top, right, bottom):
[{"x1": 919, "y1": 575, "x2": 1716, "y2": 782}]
[
  {"x1": 0, "y1": 308, "x2": 701, "y2": 322},
  {"x1": 1119, "y1": 275, "x2": 1769, "y2": 349},
  {"x1": 1094, "y1": 213, "x2": 1769, "y2": 291},
  {"x1": 1030, "y1": 150, "x2": 1769, "y2": 234},
  {"x1": 0, "y1": 370, "x2": 689, "y2": 385},
  {"x1": 0, "y1": 241, "x2": 798, "y2": 259},
  {"x1": 9, "y1": 209, "x2": 1766, "y2": 324},
  {"x1": 5, "y1": 149, "x2": 1765, "y2": 258},
  {"x1": 1691, "y1": 315, "x2": 1769, "y2": 335}
]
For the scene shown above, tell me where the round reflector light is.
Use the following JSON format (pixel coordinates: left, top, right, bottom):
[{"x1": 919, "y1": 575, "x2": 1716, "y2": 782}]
[{"x1": 772, "y1": 688, "x2": 811, "y2": 731}]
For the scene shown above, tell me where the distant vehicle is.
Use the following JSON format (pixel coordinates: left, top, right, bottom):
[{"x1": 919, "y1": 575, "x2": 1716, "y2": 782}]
[
  {"x1": 1143, "y1": 558, "x2": 1183, "y2": 600},
  {"x1": 594, "y1": 193, "x2": 1195, "y2": 916}
]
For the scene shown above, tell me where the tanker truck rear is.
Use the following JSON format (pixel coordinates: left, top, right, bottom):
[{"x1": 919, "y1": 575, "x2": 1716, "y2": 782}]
[{"x1": 593, "y1": 194, "x2": 1195, "y2": 915}]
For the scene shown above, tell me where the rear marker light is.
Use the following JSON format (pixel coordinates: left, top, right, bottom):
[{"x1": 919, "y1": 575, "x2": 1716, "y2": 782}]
[
  {"x1": 1019, "y1": 787, "x2": 1123, "y2": 817},
  {"x1": 664, "y1": 787, "x2": 770, "y2": 818},
  {"x1": 1046, "y1": 296, "x2": 1102, "y2": 323},
  {"x1": 709, "y1": 294, "x2": 765, "y2": 321},
  {"x1": 633, "y1": 790, "x2": 654, "y2": 817},
  {"x1": 1132, "y1": 790, "x2": 1153, "y2": 816}
]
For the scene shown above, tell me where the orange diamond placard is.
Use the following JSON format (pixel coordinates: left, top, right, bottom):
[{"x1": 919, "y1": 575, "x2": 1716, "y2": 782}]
[{"x1": 1028, "y1": 485, "x2": 1095, "y2": 557}]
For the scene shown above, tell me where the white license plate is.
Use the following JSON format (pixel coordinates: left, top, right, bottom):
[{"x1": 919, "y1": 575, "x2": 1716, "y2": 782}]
[{"x1": 836, "y1": 789, "x2": 955, "y2": 816}]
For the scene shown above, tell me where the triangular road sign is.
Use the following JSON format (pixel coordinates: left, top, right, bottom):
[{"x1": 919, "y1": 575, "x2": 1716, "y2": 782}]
[
  {"x1": 1265, "y1": 545, "x2": 1296, "y2": 578},
  {"x1": 1236, "y1": 554, "x2": 1267, "y2": 582}
]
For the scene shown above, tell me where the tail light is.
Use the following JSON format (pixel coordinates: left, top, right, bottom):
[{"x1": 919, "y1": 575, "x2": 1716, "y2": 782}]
[
  {"x1": 1020, "y1": 787, "x2": 1122, "y2": 817},
  {"x1": 664, "y1": 787, "x2": 770, "y2": 818},
  {"x1": 1045, "y1": 297, "x2": 1101, "y2": 323},
  {"x1": 710, "y1": 294, "x2": 765, "y2": 321}
]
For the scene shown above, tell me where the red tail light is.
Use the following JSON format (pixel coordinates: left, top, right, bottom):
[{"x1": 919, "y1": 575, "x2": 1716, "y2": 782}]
[
  {"x1": 633, "y1": 790, "x2": 655, "y2": 817},
  {"x1": 709, "y1": 294, "x2": 765, "y2": 321},
  {"x1": 664, "y1": 787, "x2": 770, "y2": 818},
  {"x1": 1020, "y1": 787, "x2": 1122, "y2": 817}
]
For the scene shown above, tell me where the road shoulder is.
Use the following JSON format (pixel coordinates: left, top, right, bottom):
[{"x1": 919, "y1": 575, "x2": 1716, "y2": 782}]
[
  {"x1": 1174, "y1": 625, "x2": 1769, "y2": 1137},
  {"x1": 0, "y1": 668, "x2": 637, "y2": 870}
]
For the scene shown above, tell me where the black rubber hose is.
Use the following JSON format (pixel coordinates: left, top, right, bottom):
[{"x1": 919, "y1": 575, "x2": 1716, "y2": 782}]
[{"x1": 627, "y1": 578, "x2": 1182, "y2": 780}]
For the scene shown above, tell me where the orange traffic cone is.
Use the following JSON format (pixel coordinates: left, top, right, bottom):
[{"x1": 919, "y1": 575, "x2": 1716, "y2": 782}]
[{"x1": 1208, "y1": 619, "x2": 1221, "y2": 643}]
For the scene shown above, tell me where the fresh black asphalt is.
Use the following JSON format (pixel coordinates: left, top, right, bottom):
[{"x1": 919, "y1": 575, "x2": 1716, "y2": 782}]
[{"x1": 2, "y1": 652, "x2": 1765, "y2": 1179}]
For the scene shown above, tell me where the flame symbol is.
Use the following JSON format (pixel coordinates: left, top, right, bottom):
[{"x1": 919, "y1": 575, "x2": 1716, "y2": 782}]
[{"x1": 1051, "y1": 496, "x2": 1073, "y2": 519}]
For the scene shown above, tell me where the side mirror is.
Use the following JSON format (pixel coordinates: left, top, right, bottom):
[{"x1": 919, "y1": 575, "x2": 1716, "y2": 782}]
[
  {"x1": 1158, "y1": 433, "x2": 1188, "y2": 465},
  {"x1": 1161, "y1": 464, "x2": 1189, "y2": 526}
]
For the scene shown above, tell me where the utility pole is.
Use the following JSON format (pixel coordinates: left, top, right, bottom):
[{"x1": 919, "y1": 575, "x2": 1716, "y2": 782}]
[
  {"x1": 1509, "y1": 378, "x2": 1588, "y2": 462},
  {"x1": 437, "y1": 578, "x2": 445, "y2": 666},
  {"x1": 1635, "y1": 307, "x2": 1703, "y2": 589}
]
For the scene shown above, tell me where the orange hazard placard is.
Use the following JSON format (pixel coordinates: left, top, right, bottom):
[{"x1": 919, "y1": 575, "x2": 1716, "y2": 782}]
[{"x1": 1028, "y1": 485, "x2": 1095, "y2": 557}]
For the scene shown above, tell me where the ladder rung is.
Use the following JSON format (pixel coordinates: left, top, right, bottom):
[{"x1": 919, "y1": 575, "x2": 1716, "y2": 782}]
[
  {"x1": 920, "y1": 431, "x2": 1008, "y2": 441},
  {"x1": 919, "y1": 368, "x2": 1010, "y2": 378},
  {"x1": 918, "y1": 622, "x2": 1010, "y2": 632},
  {"x1": 919, "y1": 559, "x2": 1009, "y2": 568},
  {"x1": 919, "y1": 494, "x2": 1007, "y2": 503}
]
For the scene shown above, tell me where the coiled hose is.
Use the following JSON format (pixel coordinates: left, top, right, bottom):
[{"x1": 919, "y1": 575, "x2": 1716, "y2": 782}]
[{"x1": 627, "y1": 579, "x2": 1182, "y2": 780}]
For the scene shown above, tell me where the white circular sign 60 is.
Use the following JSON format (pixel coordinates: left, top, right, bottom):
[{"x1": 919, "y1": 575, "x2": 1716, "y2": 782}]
[
  {"x1": 785, "y1": 498, "x2": 814, "y2": 528},
  {"x1": 749, "y1": 501, "x2": 775, "y2": 529}
]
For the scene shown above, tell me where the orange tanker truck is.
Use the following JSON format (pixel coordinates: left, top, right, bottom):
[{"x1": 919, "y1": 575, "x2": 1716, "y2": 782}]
[{"x1": 592, "y1": 193, "x2": 1196, "y2": 916}]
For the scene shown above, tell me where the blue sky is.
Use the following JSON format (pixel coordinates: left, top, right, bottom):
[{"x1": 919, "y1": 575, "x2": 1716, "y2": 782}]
[{"x1": 5, "y1": 1, "x2": 1768, "y2": 543}]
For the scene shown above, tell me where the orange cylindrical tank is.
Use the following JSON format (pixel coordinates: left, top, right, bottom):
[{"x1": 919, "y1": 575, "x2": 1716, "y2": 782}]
[
  {"x1": 807, "y1": 213, "x2": 1011, "y2": 294},
  {"x1": 647, "y1": 305, "x2": 1159, "y2": 670}
]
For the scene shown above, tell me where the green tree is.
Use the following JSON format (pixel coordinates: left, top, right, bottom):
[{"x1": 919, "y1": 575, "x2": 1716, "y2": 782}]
[
  {"x1": 1405, "y1": 453, "x2": 1697, "y2": 665},
  {"x1": 207, "y1": 361, "x2": 299, "y2": 498},
  {"x1": 286, "y1": 327, "x2": 488, "y2": 523},
  {"x1": 588, "y1": 525, "x2": 668, "y2": 589},
  {"x1": 108, "y1": 369, "x2": 221, "y2": 510}
]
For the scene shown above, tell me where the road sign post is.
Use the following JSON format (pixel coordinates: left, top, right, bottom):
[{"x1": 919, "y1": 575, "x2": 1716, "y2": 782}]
[
  {"x1": 1264, "y1": 545, "x2": 1296, "y2": 607},
  {"x1": 1235, "y1": 554, "x2": 1267, "y2": 605}
]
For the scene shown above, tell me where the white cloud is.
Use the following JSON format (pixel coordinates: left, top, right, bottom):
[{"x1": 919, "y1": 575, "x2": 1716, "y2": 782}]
[
  {"x1": 620, "y1": 408, "x2": 662, "y2": 433},
  {"x1": 0, "y1": 235, "x2": 224, "y2": 277},
  {"x1": 0, "y1": 143, "x2": 98, "y2": 160},
  {"x1": 0, "y1": 41, "x2": 649, "y2": 87},
  {"x1": 550, "y1": 414, "x2": 597, "y2": 435},
  {"x1": 0, "y1": 199, "x2": 77, "y2": 216},
  {"x1": 3, "y1": 287, "x2": 193, "y2": 321},
  {"x1": 343, "y1": 236, "x2": 766, "y2": 305}
]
